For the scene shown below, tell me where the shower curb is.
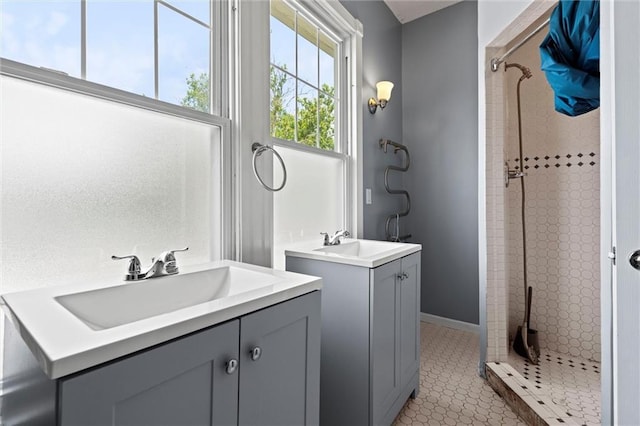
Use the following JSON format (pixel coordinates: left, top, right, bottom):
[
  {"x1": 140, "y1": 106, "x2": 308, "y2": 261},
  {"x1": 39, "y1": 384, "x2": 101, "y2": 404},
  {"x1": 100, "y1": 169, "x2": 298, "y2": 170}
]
[{"x1": 486, "y1": 362, "x2": 580, "y2": 425}]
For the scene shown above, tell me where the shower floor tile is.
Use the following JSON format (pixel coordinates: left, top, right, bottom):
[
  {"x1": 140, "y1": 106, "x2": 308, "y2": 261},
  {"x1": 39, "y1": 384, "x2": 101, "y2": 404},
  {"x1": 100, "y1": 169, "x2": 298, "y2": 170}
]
[
  {"x1": 393, "y1": 323, "x2": 525, "y2": 426},
  {"x1": 507, "y1": 349, "x2": 601, "y2": 425}
]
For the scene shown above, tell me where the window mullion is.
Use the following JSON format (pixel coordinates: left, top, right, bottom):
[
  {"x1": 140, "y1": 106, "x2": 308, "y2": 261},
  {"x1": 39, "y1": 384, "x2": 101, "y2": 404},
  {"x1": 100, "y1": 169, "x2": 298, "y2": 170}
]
[
  {"x1": 294, "y1": 11, "x2": 299, "y2": 143},
  {"x1": 343, "y1": 51, "x2": 348, "y2": 155},
  {"x1": 157, "y1": 0, "x2": 210, "y2": 28},
  {"x1": 316, "y1": 27, "x2": 320, "y2": 149},
  {"x1": 340, "y1": 45, "x2": 346, "y2": 154},
  {"x1": 153, "y1": 0, "x2": 159, "y2": 100},
  {"x1": 210, "y1": 0, "x2": 215, "y2": 115},
  {"x1": 81, "y1": 0, "x2": 86, "y2": 79}
]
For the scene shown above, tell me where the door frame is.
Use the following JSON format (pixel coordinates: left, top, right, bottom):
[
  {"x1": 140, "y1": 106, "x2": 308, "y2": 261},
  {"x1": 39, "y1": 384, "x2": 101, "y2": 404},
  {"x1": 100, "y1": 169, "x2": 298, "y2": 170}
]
[
  {"x1": 599, "y1": 1, "x2": 614, "y2": 422},
  {"x1": 604, "y1": 0, "x2": 640, "y2": 423},
  {"x1": 479, "y1": 1, "x2": 614, "y2": 424}
]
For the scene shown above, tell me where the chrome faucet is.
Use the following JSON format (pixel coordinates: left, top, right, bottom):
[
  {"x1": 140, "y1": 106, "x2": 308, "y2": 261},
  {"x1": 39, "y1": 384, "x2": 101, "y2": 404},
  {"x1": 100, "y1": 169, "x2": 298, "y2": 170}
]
[
  {"x1": 321, "y1": 230, "x2": 350, "y2": 246},
  {"x1": 112, "y1": 247, "x2": 189, "y2": 281}
]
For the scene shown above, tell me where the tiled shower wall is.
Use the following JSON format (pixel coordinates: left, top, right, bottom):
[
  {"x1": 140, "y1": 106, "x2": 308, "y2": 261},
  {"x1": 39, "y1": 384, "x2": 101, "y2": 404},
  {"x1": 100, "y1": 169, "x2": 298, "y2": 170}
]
[
  {"x1": 504, "y1": 31, "x2": 601, "y2": 362},
  {"x1": 485, "y1": 45, "x2": 510, "y2": 361},
  {"x1": 483, "y1": 1, "x2": 558, "y2": 363}
]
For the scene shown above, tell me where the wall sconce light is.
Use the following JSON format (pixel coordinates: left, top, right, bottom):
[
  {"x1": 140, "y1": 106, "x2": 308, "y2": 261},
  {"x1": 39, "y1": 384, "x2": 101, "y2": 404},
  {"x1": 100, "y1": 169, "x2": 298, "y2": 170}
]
[{"x1": 368, "y1": 81, "x2": 394, "y2": 114}]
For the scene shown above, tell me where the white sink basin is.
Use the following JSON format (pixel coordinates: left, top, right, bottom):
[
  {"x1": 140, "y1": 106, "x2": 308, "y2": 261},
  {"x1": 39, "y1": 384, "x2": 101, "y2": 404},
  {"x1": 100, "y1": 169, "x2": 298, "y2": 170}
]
[
  {"x1": 314, "y1": 240, "x2": 400, "y2": 259},
  {"x1": 1, "y1": 260, "x2": 321, "y2": 379},
  {"x1": 56, "y1": 266, "x2": 281, "y2": 330},
  {"x1": 286, "y1": 238, "x2": 421, "y2": 268}
]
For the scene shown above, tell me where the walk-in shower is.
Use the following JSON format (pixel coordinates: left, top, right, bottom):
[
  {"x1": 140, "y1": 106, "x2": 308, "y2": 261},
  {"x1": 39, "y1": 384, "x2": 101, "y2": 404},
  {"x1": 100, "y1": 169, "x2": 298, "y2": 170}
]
[{"x1": 486, "y1": 25, "x2": 601, "y2": 426}]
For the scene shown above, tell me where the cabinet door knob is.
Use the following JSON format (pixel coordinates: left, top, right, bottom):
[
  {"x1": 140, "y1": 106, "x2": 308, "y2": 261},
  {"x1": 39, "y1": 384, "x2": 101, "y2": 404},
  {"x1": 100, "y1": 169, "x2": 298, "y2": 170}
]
[
  {"x1": 225, "y1": 358, "x2": 238, "y2": 374},
  {"x1": 630, "y1": 249, "x2": 640, "y2": 270},
  {"x1": 250, "y1": 346, "x2": 262, "y2": 361},
  {"x1": 396, "y1": 272, "x2": 409, "y2": 281}
]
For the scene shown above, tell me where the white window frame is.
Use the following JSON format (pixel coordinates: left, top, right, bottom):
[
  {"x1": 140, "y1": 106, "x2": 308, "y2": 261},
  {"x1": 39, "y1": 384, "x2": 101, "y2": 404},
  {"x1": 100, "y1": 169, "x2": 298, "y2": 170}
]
[
  {"x1": 269, "y1": 0, "x2": 363, "y2": 238},
  {"x1": 0, "y1": 0, "x2": 235, "y2": 260}
]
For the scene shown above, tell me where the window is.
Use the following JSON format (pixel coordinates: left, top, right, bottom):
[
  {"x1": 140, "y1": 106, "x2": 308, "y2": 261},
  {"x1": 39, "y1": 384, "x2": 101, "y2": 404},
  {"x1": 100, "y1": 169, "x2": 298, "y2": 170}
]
[
  {"x1": 0, "y1": 0, "x2": 230, "y2": 291},
  {"x1": 1, "y1": 0, "x2": 213, "y2": 113},
  {"x1": 269, "y1": 0, "x2": 361, "y2": 269},
  {"x1": 270, "y1": 0, "x2": 338, "y2": 151}
]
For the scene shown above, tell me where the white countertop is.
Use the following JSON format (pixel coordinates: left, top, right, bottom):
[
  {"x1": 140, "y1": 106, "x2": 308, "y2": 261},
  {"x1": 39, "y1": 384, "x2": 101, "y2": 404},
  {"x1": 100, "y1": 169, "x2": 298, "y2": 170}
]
[
  {"x1": 285, "y1": 238, "x2": 422, "y2": 268},
  {"x1": 1, "y1": 260, "x2": 321, "y2": 379}
]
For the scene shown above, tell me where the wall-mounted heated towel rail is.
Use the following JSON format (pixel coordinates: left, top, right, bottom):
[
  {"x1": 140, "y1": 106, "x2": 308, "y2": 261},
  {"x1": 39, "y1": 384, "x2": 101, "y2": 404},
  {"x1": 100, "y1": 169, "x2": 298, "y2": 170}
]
[{"x1": 380, "y1": 139, "x2": 411, "y2": 241}]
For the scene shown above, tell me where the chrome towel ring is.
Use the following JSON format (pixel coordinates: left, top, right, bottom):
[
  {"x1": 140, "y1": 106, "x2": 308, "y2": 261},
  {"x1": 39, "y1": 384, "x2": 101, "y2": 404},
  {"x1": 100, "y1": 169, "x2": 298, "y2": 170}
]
[{"x1": 251, "y1": 142, "x2": 287, "y2": 192}]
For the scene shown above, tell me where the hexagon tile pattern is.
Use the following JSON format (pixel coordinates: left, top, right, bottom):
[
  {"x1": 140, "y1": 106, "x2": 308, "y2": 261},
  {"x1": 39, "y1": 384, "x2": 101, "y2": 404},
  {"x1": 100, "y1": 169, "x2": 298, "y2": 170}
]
[{"x1": 393, "y1": 323, "x2": 525, "y2": 426}]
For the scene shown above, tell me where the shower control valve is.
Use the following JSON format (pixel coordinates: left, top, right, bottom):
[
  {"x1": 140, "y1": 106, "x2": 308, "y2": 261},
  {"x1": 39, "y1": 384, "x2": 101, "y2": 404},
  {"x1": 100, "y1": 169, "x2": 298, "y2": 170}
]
[{"x1": 508, "y1": 169, "x2": 527, "y2": 179}]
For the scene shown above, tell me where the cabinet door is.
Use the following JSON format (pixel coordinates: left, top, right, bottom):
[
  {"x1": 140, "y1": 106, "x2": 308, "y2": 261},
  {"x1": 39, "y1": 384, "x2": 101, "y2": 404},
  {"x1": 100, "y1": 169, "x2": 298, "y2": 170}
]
[
  {"x1": 59, "y1": 320, "x2": 239, "y2": 426},
  {"x1": 371, "y1": 259, "x2": 402, "y2": 424},
  {"x1": 399, "y1": 252, "x2": 421, "y2": 389},
  {"x1": 287, "y1": 257, "x2": 372, "y2": 426},
  {"x1": 238, "y1": 291, "x2": 321, "y2": 426}
]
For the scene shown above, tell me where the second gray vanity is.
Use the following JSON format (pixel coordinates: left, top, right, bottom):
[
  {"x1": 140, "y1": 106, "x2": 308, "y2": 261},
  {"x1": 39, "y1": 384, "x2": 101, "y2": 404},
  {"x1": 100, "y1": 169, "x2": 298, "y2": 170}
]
[{"x1": 286, "y1": 239, "x2": 421, "y2": 426}]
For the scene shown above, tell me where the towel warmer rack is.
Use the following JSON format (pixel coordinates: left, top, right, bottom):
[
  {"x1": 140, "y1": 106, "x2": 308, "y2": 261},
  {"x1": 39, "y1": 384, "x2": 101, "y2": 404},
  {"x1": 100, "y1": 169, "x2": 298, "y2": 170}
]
[{"x1": 380, "y1": 139, "x2": 411, "y2": 241}]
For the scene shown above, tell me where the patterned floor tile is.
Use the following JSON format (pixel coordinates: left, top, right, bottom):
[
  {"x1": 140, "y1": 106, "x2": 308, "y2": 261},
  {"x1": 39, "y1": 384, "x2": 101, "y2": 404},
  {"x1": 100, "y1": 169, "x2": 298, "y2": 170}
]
[
  {"x1": 393, "y1": 323, "x2": 526, "y2": 426},
  {"x1": 394, "y1": 323, "x2": 600, "y2": 425}
]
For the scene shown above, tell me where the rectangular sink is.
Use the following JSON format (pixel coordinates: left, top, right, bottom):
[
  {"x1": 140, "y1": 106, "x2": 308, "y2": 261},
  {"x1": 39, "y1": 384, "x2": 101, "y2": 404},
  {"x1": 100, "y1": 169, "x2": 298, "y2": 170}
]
[
  {"x1": 1, "y1": 260, "x2": 322, "y2": 379},
  {"x1": 286, "y1": 238, "x2": 422, "y2": 268},
  {"x1": 313, "y1": 240, "x2": 400, "y2": 258},
  {"x1": 56, "y1": 266, "x2": 281, "y2": 330}
]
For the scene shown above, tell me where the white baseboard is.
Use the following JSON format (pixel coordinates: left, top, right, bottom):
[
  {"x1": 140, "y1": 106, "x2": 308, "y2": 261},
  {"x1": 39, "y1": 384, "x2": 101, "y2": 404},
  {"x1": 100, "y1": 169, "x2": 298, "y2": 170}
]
[{"x1": 420, "y1": 312, "x2": 480, "y2": 334}]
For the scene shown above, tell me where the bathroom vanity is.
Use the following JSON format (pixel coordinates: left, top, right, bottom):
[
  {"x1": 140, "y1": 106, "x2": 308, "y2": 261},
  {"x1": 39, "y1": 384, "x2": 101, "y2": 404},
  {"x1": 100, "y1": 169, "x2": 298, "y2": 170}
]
[
  {"x1": 286, "y1": 239, "x2": 422, "y2": 426},
  {"x1": 1, "y1": 261, "x2": 322, "y2": 425}
]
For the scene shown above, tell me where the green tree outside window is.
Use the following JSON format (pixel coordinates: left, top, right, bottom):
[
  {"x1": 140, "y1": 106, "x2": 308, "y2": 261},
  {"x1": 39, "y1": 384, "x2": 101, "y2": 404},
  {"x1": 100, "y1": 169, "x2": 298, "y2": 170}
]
[{"x1": 181, "y1": 64, "x2": 335, "y2": 151}]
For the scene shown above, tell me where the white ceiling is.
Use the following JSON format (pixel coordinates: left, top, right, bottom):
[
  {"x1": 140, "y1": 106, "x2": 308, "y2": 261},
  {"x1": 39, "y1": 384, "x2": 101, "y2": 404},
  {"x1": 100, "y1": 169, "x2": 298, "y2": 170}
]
[{"x1": 383, "y1": 0, "x2": 464, "y2": 24}]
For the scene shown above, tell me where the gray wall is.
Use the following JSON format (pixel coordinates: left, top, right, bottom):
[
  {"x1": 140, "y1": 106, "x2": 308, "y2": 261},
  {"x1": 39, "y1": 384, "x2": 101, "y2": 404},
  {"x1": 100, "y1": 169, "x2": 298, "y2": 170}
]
[
  {"x1": 402, "y1": 2, "x2": 479, "y2": 324},
  {"x1": 341, "y1": 1, "x2": 480, "y2": 324},
  {"x1": 340, "y1": 1, "x2": 406, "y2": 241}
]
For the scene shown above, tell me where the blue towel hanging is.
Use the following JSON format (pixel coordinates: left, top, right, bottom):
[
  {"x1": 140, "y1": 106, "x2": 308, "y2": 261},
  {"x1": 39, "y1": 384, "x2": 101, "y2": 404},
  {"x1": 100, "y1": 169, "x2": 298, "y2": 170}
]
[{"x1": 539, "y1": 0, "x2": 600, "y2": 117}]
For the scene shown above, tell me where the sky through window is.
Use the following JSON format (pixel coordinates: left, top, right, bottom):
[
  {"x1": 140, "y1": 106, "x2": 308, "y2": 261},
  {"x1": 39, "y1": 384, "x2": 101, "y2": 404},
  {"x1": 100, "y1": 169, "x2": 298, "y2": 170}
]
[{"x1": 0, "y1": 0, "x2": 211, "y2": 110}]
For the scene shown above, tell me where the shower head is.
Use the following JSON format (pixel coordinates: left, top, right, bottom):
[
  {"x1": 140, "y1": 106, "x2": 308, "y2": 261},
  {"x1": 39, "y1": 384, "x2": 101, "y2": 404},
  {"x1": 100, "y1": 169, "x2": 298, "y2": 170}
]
[{"x1": 505, "y1": 62, "x2": 533, "y2": 79}]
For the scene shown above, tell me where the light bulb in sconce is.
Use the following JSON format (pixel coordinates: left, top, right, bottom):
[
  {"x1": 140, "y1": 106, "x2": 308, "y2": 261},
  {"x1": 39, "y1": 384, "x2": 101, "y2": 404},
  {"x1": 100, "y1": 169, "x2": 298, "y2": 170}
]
[{"x1": 368, "y1": 81, "x2": 394, "y2": 114}]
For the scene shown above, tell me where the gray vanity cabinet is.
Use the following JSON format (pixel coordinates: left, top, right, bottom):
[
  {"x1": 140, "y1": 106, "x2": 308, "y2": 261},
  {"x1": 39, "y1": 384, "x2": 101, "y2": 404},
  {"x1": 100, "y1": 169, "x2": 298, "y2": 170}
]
[
  {"x1": 59, "y1": 320, "x2": 240, "y2": 425},
  {"x1": 286, "y1": 251, "x2": 421, "y2": 426},
  {"x1": 5, "y1": 292, "x2": 320, "y2": 426}
]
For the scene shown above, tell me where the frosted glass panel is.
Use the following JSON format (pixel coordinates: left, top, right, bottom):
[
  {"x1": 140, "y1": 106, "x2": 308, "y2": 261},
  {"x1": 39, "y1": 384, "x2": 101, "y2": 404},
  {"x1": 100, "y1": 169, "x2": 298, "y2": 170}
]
[
  {"x1": 1, "y1": 76, "x2": 221, "y2": 294},
  {"x1": 273, "y1": 146, "x2": 344, "y2": 269}
]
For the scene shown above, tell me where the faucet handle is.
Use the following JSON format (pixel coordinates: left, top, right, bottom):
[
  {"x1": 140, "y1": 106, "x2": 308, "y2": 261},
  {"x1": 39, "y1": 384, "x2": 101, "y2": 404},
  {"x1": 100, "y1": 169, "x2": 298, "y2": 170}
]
[
  {"x1": 163, "y1": 247, "x2": 189, "y2": 261},
  {"x1": 327, "y1": 230, "x2": 350, "y2": 245},
  {"x1": 111, "y1": 254, "x2": 142, "y2": 280},
  {"x1": 162, "y1": 247, "x2": 189, "y2": 274}
]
